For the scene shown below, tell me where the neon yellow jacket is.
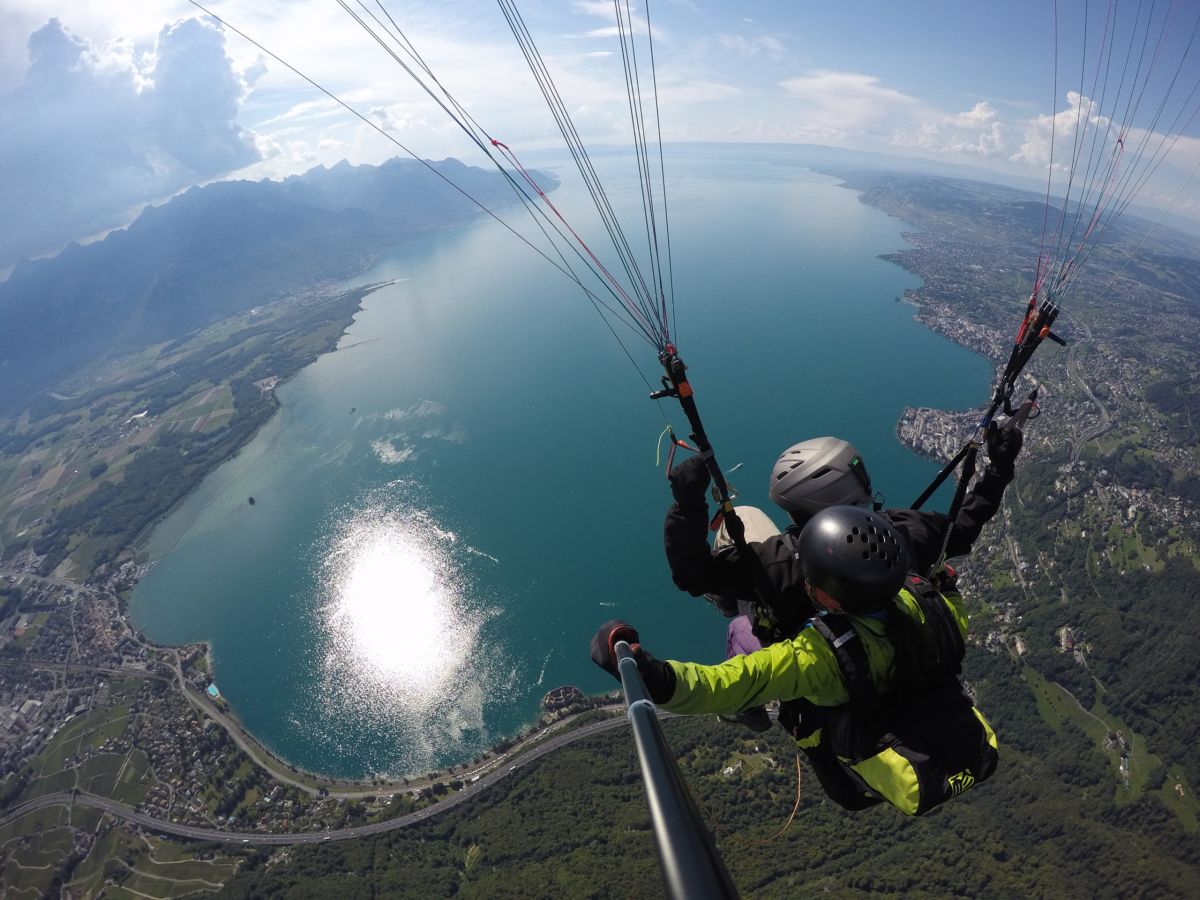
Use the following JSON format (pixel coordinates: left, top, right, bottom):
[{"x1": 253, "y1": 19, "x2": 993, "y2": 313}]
[{"x1": 661, "y1": 587, "x2": 970, "y2": 716}]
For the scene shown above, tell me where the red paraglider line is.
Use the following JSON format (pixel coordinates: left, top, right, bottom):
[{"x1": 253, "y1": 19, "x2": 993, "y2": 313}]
[{"x1": 492, "y1": 139, "x2": 667, "y2": 344}]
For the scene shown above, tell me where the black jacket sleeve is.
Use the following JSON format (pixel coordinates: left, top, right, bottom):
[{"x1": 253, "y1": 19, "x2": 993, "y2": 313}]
[
  {"x1": 663, "y1": 498, "x2": 747, "y2": 597},
  {"x1": 886, "y1": 463, "x2": 1014, "y2": 574}
]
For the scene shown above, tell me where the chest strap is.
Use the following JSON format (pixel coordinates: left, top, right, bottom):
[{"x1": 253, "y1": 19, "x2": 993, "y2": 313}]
[{"x1": 812, "y1": 614, "x2": 878, "y2": 714}]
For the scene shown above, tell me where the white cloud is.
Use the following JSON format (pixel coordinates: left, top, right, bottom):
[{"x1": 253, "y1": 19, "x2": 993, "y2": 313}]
[
  {"x1": 1010, "y1": 91, "x2": 1104, "y2": 168},
  {"x1": 779, "y1": 70, "x2": 917, "y2": 134},
  {"x1": 572, "y1": 0, "x2": 660, "y2": 40},
  {"x1": 0, "y1": 16, "x2": 260, "y2": 266},
  {"x1": 895, "y1": 101, "x2": 1010, "y2": 158},
  {"x1": 717, "y1": 33, "x2": 785, "y2": 59}
]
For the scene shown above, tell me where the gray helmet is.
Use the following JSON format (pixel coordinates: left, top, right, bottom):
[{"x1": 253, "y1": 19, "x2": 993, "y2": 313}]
[
  {"x1": 768, "y1": 437, "x2": 872, "y2": 515},
  {"x1": 797, "y1": 505, "x2": 909, "y2": 613}
]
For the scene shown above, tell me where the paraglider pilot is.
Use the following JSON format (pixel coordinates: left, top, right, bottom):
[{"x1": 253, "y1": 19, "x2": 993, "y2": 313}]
[
  {"x1": 592, "y1": 506, "x2": 999, "y2": 815},
  {"x1": 664, "y1": 422, "x2": 1024, "y2": 649}
]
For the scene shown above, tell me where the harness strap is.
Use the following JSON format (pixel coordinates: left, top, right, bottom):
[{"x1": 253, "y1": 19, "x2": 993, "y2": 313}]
[
  {"x1": 809, "y1": 579, "x2": 967, "y2": 763},
  {"x1": 901, "y1": 577, "x2": 965, "y2": 679},
  {"x1": 813, "y1": 615, "x2": 878, "y2": 714}
]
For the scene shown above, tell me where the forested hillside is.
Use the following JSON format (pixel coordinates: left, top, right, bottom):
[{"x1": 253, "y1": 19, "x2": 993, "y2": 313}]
[{"x1": 219, "y1": 698, "x2": 1198, "y2": 898}]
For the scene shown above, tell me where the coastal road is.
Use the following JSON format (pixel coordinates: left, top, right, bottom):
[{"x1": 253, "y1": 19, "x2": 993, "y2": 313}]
[
  {"x1": 0, "y1": 714, "x2": 640, "y2": 845},
  {"x1": 0, "y1": 658, "x2": 161, "y2": 681},
  {"x1": 1063, "y1": 318, "x2": 1112, "y2": 464},
  {"x1": 160, "y1": 649, "x2": 337, "y2": 799},
  {"x1": 163, "y1": 648, "x2": 618, "y2": 801},
  {"x1": 0, "y1": 568, "x2": 105, "y2": 596},
  {"x1": 2, "y1": 565, "x2": 619, "y2": 804}
]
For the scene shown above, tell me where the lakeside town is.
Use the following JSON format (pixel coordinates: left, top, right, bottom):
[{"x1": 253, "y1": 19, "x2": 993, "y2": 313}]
[{"x1": 0, "y1": 560, "x2": 612, "y2": 838}]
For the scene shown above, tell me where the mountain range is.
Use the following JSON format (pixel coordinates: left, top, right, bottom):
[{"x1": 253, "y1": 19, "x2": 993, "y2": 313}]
[{"x1": 0, "y1": 157, "x2": 553, "y2": 413}]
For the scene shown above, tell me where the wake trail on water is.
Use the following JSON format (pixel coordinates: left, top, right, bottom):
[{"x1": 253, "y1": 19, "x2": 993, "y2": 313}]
[
  {"x1": 463, "y1": 545, "x2": 500, "y2": 564},
  {"x1": 535, "y1": 650, "x2": 554, "y2": 686}
]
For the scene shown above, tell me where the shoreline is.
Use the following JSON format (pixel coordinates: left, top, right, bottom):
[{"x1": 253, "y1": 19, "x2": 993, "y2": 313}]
[
  {"x1": 108, "y1": 271, "x2": 574, "y2": 793},
  {"x1": 126, "y1": 278, "x2": 396, "y2": 573},
  {"x1": 820, "y1": 174, "x2": 1006, "y2": 466}
]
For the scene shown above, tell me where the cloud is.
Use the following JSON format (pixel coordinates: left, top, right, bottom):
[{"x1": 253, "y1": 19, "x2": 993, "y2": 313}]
[
  {"x1": 0, "y1": 16, "x2": 261, "y2": 267},
  {"x1": 1009, "y1": 91, "x2": 1109, "y2": 169},
  {"x1": 894, "y1": 100, "x2": 1011, "y2": 158},
  {"x1": 717, "y1": 33, "x2": 785, "y2": 59},
  {"x1": 572, "y1": 0, "x2": 660, "y2": 40},
  {"x1": 779, "y1": 70, "x2": 917, "y2": 134}
]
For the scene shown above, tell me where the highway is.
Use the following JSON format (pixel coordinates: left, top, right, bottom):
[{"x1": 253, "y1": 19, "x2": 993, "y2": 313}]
[
  {"x1": 1064, "y1": 317, "x2": 1112, "y2": 464},
  {"x1": 0, "y1": 715, "x2": 635, "y2": 845}
]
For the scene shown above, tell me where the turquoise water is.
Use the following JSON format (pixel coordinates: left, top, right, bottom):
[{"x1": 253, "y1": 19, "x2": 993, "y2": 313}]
[{"x1": 130, "y1": 153, "x2": 990, "y2": 779}]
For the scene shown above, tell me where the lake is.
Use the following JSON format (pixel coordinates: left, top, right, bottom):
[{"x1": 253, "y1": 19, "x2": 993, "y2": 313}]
[{"x1": 130, "y1": 150, "x2": 991, "y2": 779}]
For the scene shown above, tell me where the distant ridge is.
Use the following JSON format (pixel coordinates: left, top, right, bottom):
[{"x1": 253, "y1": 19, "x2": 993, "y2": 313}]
[{"x1": 0, "y1": 158, "x2": 556, "y2": 413}]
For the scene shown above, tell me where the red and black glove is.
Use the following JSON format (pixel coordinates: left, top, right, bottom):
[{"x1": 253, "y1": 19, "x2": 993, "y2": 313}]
[
  {"x1": 589, "y1": 619, "x2": 639, "y2": 678},
  {"x1": 588, "y1": 619, "x2": 676, "y2": 703}
]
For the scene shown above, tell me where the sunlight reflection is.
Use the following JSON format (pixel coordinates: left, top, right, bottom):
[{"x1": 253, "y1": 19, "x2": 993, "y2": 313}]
[{"x1": 318, "y1": 503, "x2": 483, "y2": 721}]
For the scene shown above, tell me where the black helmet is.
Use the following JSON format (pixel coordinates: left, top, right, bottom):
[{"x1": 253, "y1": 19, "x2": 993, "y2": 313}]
[{"x1": 797, "y1": 505, "x2": 909, "y2": 613}]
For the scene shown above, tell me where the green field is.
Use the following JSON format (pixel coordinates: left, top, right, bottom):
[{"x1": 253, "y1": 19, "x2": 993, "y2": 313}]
[
  {"x1": 64, "y1": 825, "x2": 242, "y2": 899},
  {"x1": 1021, "y1": 664, "x2": 1199, "y2": 827},
  {"x1": 0, "y1": 806, "x2": 74, "y2": 898},
  {"x1": 9, "y1": 612, "x2": 49, "y2": 651},
  {"x1": 19, "y1": 693, "x2": 143, "y2": 806},
  {"x1": 112, "y1": 749, "x2": 155, "y2": 805},
  {"x1": 36, "y1": 703, "x2": 132, "y2": 778}
]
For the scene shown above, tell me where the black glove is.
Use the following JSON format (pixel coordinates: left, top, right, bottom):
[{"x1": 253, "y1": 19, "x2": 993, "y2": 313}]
[
  {"x1": 590, "y1": 619, "x2": 639, "y2": 679},
  {"x1": 986, "y1": 417, "x2": 1024, "y2": 477},
  {"x1": 588, "y1": 619, "x2": 676, "y2": 702},
  {"x1": 669, "y1": 455, "x2": 711, "y2": 507}
]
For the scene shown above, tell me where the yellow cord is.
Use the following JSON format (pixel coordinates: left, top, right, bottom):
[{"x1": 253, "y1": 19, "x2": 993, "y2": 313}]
[
  {"x1": 692, "y1": 751, "x2": 805, "y2": 850},
  {"x1": 733, "y1": 752, "x2": 803, "y2": 847},
  {"x1": 655, "y1": 425, "x2": 672, "y2": 467}
]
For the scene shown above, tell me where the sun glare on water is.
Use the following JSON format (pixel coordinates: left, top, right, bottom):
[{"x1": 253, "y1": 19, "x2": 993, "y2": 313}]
[{"x1": 316, "y1": 503, "x2": 493, "y2": 741}]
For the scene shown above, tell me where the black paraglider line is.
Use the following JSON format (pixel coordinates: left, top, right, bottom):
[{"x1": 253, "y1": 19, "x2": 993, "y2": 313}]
[
  {"x1": 496, "y1": 0, "x2": 656, "y2": 318},
  {"x1": 642, "y1": 0, "x2": 679, "y2": 345},
  {"x1": 923, "y1": 0, "x2": 1199, "y2": 556},
  {"x1": 182, "y1": 0, "x2": 635, "y2": 347},
  {"x1": 186, "y1": 0, "x2": 692, "y2": 415},
  {"x1": 1041, "y1": 0, "x2": 1200, "y2": 304},
  {"x1": 1032, "y1": 0, "x2": 1060, "y2": 297},
  {"x1": 338, "y1": 0, "x2": 667, "y2": 353},
  {"x1": 495, "y1": 0, "x2": 670, "y2": 348},
  {"x1": 613, "y1": 0, "x2": 671, "y2": 344},
  {"x1": 346, "y1": 1, "x2": 680, "y2": 406}
]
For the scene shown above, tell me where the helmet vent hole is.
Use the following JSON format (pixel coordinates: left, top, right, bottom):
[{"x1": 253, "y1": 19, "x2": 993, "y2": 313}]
[
  {"x1": 860, "y1": 534, "x2": 868, "y2": 543},
  {"x1": 810, "y1": 467, "x2": 832, "y2": 480},
  {"x1": 845, "y1": 535, "x2": 854, "y2": 544},
  {"x1": 861, "y1": 550, "x2": 870, "y2": 559}
]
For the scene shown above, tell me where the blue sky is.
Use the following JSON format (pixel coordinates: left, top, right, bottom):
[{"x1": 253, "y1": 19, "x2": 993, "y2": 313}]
[{"x1": 2, "y1": 1, "x2": 1198, "y2": 265}]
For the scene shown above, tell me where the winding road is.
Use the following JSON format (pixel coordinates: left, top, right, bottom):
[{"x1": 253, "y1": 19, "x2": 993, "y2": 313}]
[
  {"x1": 1064, "y1": 317, "x2": 1112, "y2": 464},
  {"x1": 0, "y1": 715, "x2": 637, "y2": 844}
]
